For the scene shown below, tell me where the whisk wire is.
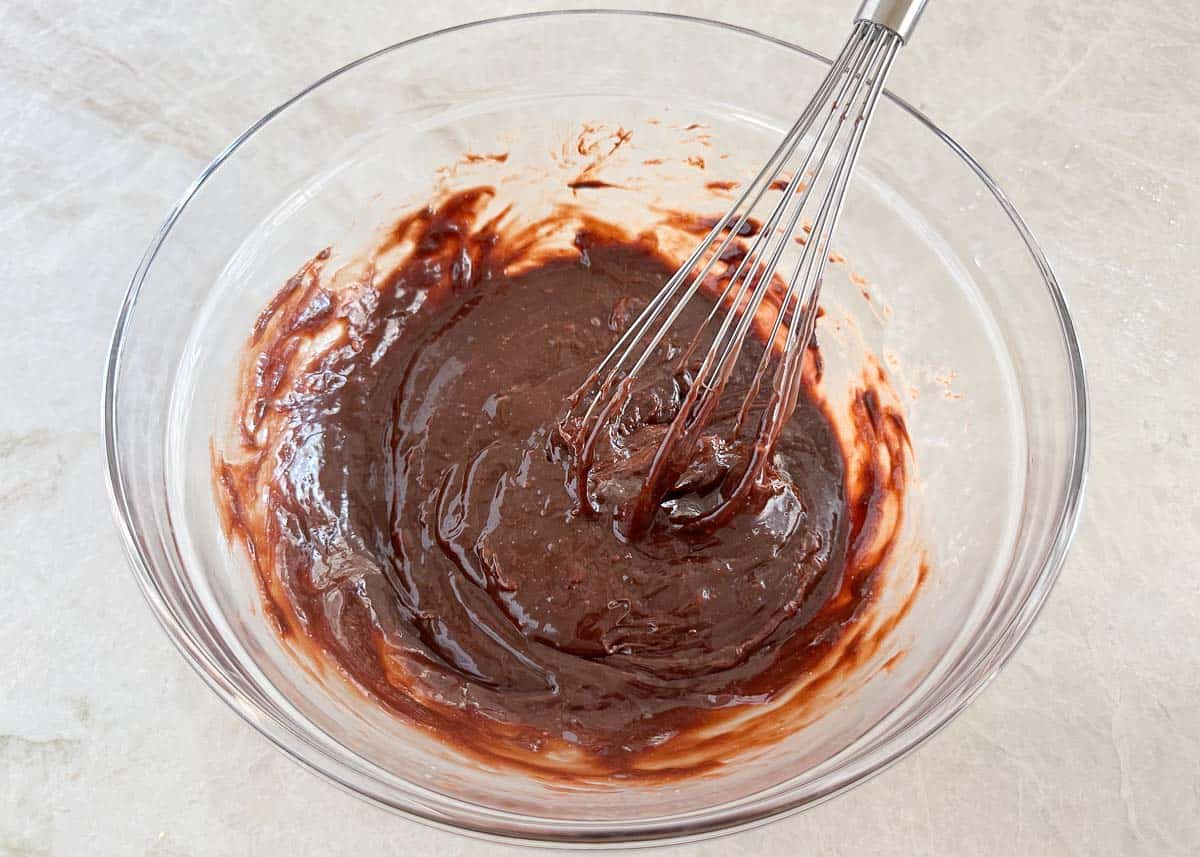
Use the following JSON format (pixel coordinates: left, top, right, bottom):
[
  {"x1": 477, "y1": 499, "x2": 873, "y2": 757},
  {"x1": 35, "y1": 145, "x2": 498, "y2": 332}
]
[
  {"x1": 670, "y1": 36, "x2": 902, "y2": 534},
  {"x1": 562, "y1": 13, "x2": 912, "y2": 534},
  {"x1": 568, "y1": 22, "x2": 871, "y2": 426}
]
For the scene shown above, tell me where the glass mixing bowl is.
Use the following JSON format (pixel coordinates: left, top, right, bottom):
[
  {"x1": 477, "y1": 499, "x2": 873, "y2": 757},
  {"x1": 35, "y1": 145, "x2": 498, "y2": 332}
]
[{"x1": 104, "y1": 11, "x2": 1088, "y2": 847}]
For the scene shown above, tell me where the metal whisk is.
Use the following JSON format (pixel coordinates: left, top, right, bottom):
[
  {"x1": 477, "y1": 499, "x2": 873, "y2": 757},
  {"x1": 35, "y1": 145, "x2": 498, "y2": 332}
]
[{"x1": 563, "y1": 0, "x2": 928, "y2": 539}]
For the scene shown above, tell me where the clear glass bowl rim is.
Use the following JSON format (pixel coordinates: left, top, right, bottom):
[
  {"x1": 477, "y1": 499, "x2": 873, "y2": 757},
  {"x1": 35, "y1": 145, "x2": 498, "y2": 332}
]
[{"x1": 102, "y1": 9, "x2": 1090, "y2": 848}]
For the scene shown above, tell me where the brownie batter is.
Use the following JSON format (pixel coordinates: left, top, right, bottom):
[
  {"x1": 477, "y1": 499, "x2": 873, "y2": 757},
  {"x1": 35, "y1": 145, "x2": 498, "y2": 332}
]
[{"x1": 216, "y1": 187, "x2": 912, "y2": 780}]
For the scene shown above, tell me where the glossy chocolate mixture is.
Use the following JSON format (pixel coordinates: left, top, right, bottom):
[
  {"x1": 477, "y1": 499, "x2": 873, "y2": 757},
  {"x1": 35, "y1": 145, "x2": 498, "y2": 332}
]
[{"x1": 216, "y1": 187, "x2": 912, "y2": 780}]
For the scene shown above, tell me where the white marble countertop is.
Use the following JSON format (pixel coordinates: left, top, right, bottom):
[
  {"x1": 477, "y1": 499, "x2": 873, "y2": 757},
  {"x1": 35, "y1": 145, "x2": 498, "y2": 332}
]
[{"x1": 2, "y1": 1, "x2": 1197, "y2": 854}]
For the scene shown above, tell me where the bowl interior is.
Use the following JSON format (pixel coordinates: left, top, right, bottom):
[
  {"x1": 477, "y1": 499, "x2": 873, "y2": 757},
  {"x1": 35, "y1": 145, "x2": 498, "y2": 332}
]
[{"x1": 108, "y1": 11, "x2": 1085, "y2": 845}]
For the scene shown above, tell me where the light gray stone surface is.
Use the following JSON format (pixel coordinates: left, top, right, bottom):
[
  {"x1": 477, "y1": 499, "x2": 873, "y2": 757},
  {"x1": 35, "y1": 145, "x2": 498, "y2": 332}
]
[{"x1": 1, "y1": 1, "x2": 1197, "y2": 854}]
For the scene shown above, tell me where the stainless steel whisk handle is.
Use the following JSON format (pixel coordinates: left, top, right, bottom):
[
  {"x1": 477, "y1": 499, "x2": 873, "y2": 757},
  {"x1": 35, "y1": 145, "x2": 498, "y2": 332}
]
[{"x1": 856, "y1": 0, "x2": 929, "y2": 42}]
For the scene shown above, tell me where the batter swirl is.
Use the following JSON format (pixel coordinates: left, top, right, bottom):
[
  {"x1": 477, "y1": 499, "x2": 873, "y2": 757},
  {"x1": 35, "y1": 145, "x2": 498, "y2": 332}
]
[{"x1": 215, "y1": 187, "x2": 912, "y2": 780}]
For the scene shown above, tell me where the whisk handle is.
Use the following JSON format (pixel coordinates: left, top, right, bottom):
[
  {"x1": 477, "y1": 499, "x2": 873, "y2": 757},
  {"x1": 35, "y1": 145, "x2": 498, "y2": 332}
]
[{"x1": 856, "y1": 0, "x2": 929, "y2": 42}]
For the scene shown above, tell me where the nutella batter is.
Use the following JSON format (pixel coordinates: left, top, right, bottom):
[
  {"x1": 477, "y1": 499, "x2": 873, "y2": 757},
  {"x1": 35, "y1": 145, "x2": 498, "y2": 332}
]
[{"x1": 216, "y1": 187, "x2": 911, "y2": 780}]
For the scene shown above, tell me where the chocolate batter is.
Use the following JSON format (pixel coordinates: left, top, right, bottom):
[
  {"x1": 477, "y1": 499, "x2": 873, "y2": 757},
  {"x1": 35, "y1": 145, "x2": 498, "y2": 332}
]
[{"x1": 216, "y1": 187, "x2": 912, "y2": 780}]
